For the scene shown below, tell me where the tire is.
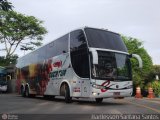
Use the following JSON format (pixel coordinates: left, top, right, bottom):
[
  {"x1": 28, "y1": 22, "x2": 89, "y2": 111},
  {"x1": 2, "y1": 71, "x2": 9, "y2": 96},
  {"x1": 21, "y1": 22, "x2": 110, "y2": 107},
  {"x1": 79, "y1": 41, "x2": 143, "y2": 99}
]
[
  {"x1": 20, "y1": 86, "x2": 25, "y2": 97},
  {"x1": 50, "y1": 95, "x2": 55, "y2": 99},
  {"x1": 43, "y1": 95, "x2": 49, "y2": 99},
  {"x1": 64, "y1": 85, "x2": 72, "y2": 103},
  {"x1": 30, "y1": 94, "x2": 36, "y2": 98},
  {"x1": 25, "y1": 86, "x2": 30, "y2": 97},
  {"x1": 95, "y1": 98, "x2": 103, "y2": 103}
]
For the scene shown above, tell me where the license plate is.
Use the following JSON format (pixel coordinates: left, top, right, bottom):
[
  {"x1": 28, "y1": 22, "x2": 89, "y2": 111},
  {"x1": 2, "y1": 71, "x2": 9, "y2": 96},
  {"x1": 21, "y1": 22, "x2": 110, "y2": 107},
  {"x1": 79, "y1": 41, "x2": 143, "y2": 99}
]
[{"x1": 113, "y1": 92, "x2": 120, "y2": 96}]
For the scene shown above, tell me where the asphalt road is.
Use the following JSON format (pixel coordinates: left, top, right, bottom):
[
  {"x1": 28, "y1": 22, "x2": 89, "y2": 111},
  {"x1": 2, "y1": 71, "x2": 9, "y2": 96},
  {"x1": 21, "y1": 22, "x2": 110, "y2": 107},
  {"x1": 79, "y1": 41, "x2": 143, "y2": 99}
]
[{"x1": 0, "y1": 94, "x2": 160, "y2": 120}]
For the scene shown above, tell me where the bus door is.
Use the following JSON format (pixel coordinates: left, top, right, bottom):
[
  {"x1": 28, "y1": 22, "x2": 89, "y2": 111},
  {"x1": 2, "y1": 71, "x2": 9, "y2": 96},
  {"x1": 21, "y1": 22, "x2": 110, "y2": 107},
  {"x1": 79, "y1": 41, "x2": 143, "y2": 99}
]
[{"x1": 81, "y1": 79, "x2": 90, "y2": 97}]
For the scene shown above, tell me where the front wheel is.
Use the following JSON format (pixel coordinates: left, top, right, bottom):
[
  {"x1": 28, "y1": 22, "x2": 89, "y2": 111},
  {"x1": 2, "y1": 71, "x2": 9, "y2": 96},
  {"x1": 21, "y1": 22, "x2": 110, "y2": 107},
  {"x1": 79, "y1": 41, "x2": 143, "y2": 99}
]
[
  {"x1": 25, "y1": 86, "x2": 30, "y2": 97},
  {"x1": 64, "y1": 85, "x2": 72, "y2": 103},
  {"x1": 95, "y1": 98, "x2": 103, "y2": 103}
]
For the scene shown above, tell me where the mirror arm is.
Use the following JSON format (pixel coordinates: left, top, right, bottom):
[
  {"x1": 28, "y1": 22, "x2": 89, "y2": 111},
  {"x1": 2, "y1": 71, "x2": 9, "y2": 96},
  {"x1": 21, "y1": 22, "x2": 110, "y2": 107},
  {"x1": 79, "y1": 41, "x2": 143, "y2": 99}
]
[{"x1": 131, "y1": 54, "x2": 143, "y2": 68}]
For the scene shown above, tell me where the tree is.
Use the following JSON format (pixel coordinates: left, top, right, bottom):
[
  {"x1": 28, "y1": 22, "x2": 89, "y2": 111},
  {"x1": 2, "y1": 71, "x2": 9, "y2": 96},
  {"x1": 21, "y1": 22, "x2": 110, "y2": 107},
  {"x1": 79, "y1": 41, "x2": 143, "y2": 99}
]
[
  {"x1": 0, "y1": 10, "x2": 47, "y2": 58},
  {"x1": 0, "y1": 55, "x2": 18, "y2": 66},
  {"x1": 0, "y1": 0, "x2": 13, "y2": 11},
  {"x1": 146, "y1": 65, "x2": 160, "y2": 83},
  {"x1": 122, "y1": 36, "x2": 153, "y2": 88},
  {"x1": 152, "y1": 65, "x2": 160, "y2": 77}
]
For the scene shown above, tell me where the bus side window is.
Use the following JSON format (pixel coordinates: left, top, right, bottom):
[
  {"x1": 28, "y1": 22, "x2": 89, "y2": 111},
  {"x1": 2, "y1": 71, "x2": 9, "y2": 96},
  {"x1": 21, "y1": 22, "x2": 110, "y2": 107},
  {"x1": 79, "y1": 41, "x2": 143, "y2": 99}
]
[
  {"x1": 47, "y1": 34, "x2": 69, "y2": 58},
  {"x1": 70, "y1": 30, "x2": 89, "y2": 78},
  {"x1": 55, "y1": 34, "x2": 69, "y2": 55}
]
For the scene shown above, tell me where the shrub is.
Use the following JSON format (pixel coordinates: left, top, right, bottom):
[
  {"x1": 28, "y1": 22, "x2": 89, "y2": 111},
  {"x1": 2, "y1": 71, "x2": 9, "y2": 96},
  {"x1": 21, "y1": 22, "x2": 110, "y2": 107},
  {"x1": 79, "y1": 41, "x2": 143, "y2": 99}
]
[{"x1": 150, "y1": 81, "x2": 160, "y2": 97}]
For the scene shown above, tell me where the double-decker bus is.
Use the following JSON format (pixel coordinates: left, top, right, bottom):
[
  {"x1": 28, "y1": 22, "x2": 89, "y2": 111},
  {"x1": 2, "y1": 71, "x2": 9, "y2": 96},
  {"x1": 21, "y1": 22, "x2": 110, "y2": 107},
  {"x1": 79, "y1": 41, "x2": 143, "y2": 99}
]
[{"x1": 16, "y1": 27, "x2": 142, "y2": 103}]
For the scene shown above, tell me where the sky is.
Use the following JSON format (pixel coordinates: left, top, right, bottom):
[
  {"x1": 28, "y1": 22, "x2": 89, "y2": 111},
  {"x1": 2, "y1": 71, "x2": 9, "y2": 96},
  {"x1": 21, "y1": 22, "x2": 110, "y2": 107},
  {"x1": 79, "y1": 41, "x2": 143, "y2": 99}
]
[{"x1": 6, "y1": 0, "x2": 160, "y2": 64}]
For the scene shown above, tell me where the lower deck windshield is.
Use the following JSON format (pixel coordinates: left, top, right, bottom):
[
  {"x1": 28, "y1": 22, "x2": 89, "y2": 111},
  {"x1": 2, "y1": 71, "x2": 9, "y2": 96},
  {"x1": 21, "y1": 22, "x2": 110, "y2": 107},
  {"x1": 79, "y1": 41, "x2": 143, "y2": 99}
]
[{"x1": 92, "y1": 51, "x2": 131, "y2": 81}]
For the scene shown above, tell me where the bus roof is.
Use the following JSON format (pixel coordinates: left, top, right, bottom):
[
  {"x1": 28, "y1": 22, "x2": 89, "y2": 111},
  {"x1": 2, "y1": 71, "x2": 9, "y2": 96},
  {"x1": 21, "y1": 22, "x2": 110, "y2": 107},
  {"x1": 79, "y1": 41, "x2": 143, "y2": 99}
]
[{"x1": 17, "y1": 26, "x2": 120, "y2": 61}]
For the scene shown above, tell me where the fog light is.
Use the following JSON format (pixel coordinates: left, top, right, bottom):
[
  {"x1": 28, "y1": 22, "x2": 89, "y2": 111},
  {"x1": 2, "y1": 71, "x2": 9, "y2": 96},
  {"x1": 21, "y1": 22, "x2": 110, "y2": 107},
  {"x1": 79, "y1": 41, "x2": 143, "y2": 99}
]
[{"x1": 92, "y1": 92, "x2": 97, "y2": 96}]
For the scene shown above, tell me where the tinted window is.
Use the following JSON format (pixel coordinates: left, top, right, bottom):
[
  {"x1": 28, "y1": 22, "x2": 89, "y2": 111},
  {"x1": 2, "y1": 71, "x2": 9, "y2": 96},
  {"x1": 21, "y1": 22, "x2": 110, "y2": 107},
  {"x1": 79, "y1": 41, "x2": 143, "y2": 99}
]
[
  {"x1": 85, "y1": 28, "x2": 127, "y2": 52},
  {"x1": 17, "y1": 34, "x2": 69, "y2": 68},
  {"x1": 47, "y1": 34, "x2": 69, "y2": 58},
  {"x1": 70, "y1": 30, "x2": 89, "y2": 78},
  {"x1": 46, "y1": 41, "x2": 56, "y2": 58},
  {"x1": 55, "y1": 34, "x2": 69, "y2": 54},
  {"x1": 37, "y1": 46, "x2": 46, "y2": 63},
  {"x1": 70, "y1": 30, "x2": 87, "y2": 52}
]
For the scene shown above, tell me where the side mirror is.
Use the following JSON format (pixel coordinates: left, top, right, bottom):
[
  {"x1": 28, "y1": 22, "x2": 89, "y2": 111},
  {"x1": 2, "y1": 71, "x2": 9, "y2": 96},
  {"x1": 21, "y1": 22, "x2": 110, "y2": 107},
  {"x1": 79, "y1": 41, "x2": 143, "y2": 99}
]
[
  {"x1": 89, "y1": 48, "x2": 98, "y2": 64},
  {"x1": 130, "y1": 54, "x2": 143, "y2": 68}
]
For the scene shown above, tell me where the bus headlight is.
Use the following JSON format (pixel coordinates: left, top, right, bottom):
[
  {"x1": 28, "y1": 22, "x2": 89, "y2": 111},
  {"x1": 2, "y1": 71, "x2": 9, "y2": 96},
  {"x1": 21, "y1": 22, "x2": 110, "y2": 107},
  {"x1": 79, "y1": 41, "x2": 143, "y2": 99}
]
[{"x1": 92, "y1": 84, "x2": 105, "y2": 89}]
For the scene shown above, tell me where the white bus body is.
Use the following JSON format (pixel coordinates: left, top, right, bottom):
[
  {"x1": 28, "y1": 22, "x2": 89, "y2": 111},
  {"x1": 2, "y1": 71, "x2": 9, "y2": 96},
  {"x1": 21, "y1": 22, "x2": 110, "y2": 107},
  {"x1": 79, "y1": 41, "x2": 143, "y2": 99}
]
[{"x1": 16, "y1": 27, "x2": 142, "y2": 103}]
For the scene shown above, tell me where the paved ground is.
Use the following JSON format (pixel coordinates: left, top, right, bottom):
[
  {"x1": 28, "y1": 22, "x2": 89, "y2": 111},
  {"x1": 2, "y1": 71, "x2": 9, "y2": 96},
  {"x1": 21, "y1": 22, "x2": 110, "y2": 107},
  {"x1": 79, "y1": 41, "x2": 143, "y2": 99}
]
[{"x1": 0, "y1": 94, "x2": 160, "y2": 120}]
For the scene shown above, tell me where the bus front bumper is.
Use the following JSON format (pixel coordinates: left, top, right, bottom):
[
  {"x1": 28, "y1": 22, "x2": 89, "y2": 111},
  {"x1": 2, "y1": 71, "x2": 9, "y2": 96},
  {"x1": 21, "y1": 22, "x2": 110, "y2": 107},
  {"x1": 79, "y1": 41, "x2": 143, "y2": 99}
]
[{"x1": 90, "y1": 89, "x2": 133, "y2": 98}]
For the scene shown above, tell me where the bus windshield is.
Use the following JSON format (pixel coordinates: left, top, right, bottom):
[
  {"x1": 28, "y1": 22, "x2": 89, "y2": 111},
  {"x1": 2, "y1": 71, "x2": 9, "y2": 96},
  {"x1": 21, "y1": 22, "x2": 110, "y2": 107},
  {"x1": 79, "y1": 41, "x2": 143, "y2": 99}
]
[
  {"x1": 92, "y1": 51, "x2": 131, "y2": 81},
  {"x1": 85, "y1": 28, "x2": 127, "y2": 52}
]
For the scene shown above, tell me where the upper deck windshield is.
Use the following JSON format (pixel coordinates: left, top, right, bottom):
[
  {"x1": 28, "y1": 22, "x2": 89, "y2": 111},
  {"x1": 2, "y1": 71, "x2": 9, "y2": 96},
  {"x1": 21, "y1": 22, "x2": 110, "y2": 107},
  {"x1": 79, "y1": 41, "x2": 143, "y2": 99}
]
[
  {"x1": 92, "y1": 51, "x2": 131, "y2": 81},
  {"x1": 85, "y1": 28, "x2": 127, "y2": 52}
]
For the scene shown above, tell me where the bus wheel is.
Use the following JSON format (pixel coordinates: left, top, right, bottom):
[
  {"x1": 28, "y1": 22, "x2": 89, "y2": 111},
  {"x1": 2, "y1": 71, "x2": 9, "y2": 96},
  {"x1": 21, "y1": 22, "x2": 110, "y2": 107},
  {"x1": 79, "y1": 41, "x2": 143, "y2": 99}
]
[
  {"x1": 95, "y1": 98, "x2": 103, "y2": 103},
  {"x1": 20, "y1": 86, "x2": 25, "y2": 97},
  {"x1": 64, "y1": 85, "x2": 72, "y2": 103},
  {"x1": 25, "y1": 86, "x2": 30, "y2": 97}
]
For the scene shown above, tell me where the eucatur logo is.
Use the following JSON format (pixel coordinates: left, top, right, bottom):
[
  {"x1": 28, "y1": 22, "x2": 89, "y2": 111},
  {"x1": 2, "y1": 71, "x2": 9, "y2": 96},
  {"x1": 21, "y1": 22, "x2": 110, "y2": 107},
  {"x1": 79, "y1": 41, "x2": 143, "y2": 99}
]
[
  {"x1": 101, "y1": 81, "x2": 110, "y2": 92},
  {"x1": 2, "y1": 114, "x2": 8, "y2": 120}
]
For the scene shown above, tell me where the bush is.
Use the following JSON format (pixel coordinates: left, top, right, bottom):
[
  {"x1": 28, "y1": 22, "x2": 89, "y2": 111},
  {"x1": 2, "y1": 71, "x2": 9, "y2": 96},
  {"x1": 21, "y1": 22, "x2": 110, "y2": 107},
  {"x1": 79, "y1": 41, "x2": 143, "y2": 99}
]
[{"x1": 149, "y1": 81, "x2": 160, "y2": 97}]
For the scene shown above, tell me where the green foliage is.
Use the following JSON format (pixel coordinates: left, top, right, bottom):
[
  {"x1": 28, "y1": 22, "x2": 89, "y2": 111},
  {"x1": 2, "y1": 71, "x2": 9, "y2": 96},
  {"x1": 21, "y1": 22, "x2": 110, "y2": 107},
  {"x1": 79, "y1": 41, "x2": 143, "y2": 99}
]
[
  {"x1": 0, "y1": 10, "x2": 47, "y2": 58},
  {"x1": 0, "y1": 55, "x2": 18, "y2": 66},
  {"x1": 146, "y1": 65, "x2": 160, "y2": 83},
  {"x1": 121, "y1": 36, "x2": 153, "y2": 88},
  {"x1": 152, "y1": 65, "x2": 160, "y2": 77},
  {"x1": 0, "y1": 0, "x2": 13, "y2": 11}
]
